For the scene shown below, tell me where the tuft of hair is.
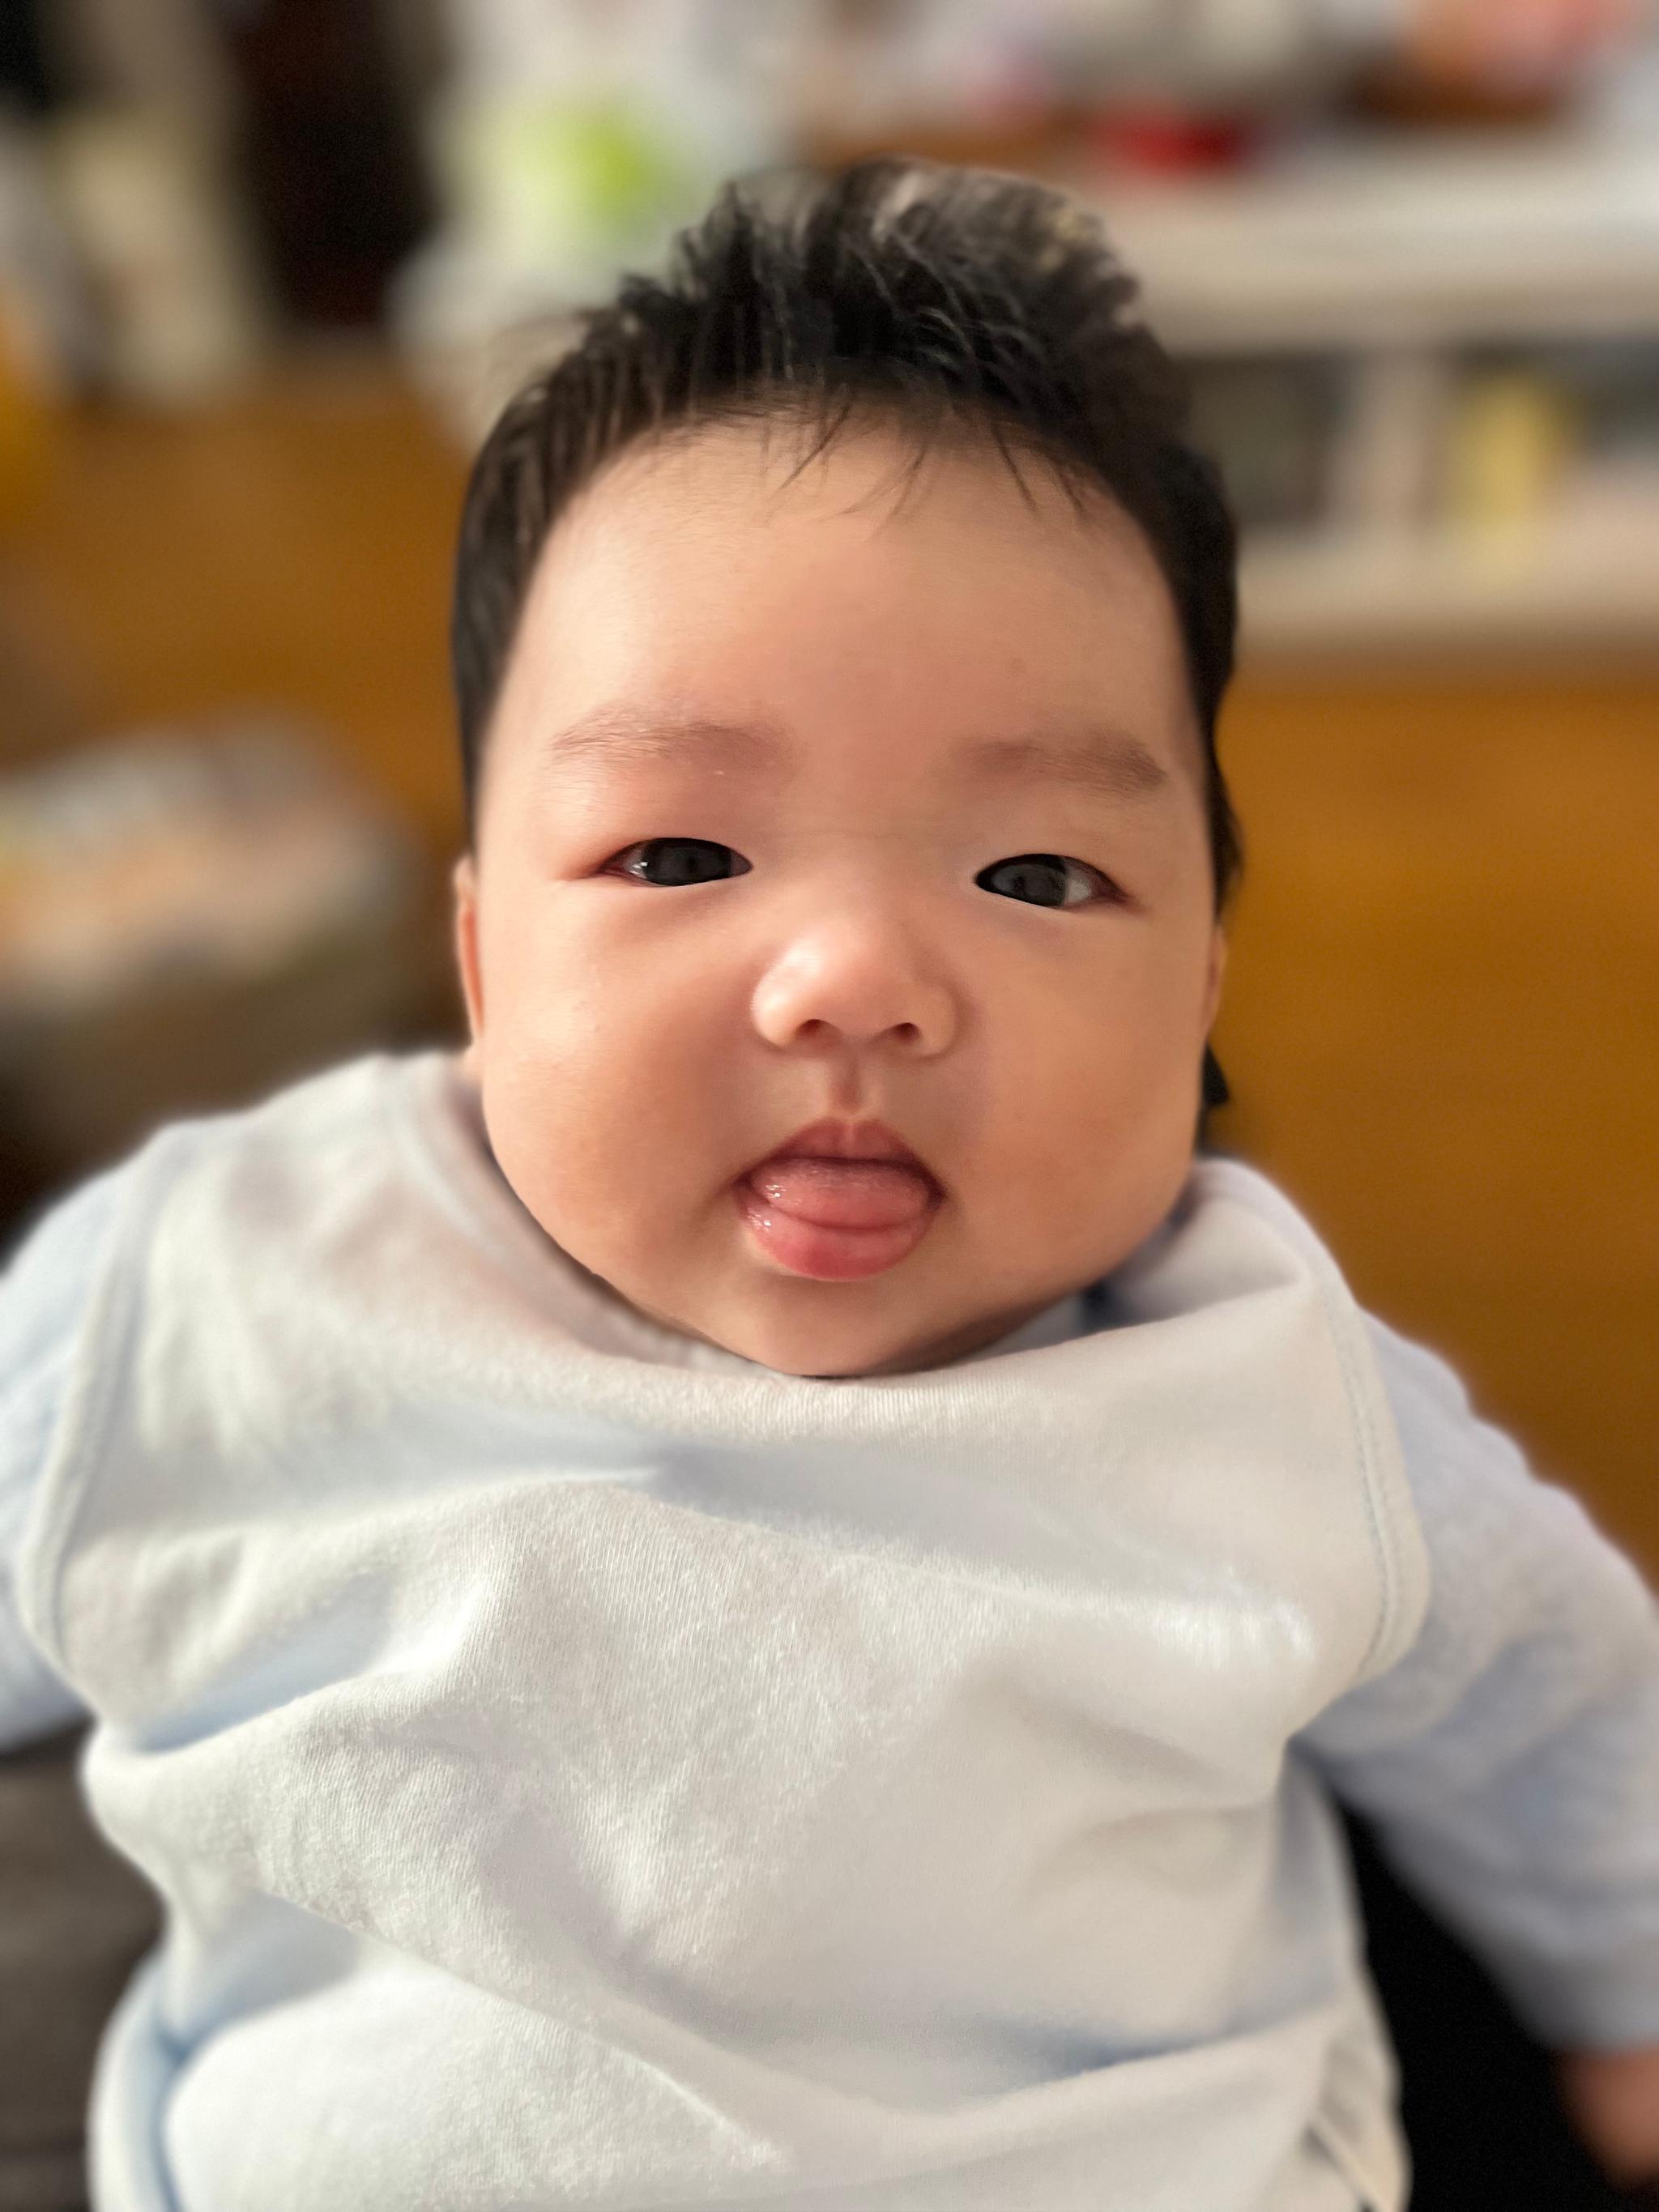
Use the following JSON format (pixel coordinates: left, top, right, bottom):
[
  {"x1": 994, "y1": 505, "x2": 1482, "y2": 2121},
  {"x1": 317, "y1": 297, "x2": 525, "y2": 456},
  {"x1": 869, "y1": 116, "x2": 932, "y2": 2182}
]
[{"x1": 452, "y1": 156, "x2": 1243, "y2": 905}]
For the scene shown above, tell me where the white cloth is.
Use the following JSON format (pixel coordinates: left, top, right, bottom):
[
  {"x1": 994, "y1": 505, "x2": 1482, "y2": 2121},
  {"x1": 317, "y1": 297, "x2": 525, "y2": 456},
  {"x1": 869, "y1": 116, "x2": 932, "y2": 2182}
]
[{"x1": 2, "y1": 1048, "x2": 1656, "y2": 2212}]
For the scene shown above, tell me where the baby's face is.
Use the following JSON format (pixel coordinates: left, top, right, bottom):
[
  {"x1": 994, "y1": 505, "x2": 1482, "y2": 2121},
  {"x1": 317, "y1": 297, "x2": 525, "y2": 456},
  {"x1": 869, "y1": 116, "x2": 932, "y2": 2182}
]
[{"x1": 454, "y1": 416, "x2": 1225, "y2": 1377}]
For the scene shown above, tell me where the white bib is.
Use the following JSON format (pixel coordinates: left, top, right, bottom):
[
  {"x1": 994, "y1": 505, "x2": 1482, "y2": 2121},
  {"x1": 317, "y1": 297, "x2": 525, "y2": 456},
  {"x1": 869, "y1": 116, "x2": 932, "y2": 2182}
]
[{"x1": 21, "y1": 1052, "x2": 1430, "y2": 2211}]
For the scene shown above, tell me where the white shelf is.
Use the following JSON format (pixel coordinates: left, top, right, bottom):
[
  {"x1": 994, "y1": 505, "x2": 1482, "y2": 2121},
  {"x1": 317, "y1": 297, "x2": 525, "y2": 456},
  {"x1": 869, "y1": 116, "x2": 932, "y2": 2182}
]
[
  {"x1": 1239, "y1": 506, "x2": 1659, "y2": 654},
  {"x1": 1074, "y1": 125, "x2": 1659, "y2": 650},
  {"x1": 1085, "y1": 127, "x2": 1659, "y2": 355}
]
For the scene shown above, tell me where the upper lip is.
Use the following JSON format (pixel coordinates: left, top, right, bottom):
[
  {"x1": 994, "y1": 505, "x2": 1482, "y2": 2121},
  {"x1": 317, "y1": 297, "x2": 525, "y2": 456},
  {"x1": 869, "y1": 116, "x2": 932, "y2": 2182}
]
[{"x1": 755, "y1": 1118, "x2": 940, "y2": 1186}]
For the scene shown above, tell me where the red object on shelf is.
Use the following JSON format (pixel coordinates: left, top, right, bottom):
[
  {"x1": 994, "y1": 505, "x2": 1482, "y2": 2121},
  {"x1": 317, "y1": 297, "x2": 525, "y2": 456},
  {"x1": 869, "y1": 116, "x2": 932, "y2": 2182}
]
[{"x1": 1086, "y1": 104, "x2": 1256, "y2": 175}]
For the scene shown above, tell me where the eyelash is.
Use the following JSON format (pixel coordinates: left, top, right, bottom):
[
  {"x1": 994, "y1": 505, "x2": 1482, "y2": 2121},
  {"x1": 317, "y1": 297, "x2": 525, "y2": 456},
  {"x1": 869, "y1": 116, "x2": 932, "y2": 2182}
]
[{"x1": 600, "y1": 839, "x2": 1126, "y2": 910}]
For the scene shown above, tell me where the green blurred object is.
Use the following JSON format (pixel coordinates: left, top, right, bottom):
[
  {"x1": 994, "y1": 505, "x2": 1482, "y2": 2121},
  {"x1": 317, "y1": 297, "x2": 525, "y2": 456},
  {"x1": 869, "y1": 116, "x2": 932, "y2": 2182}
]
[
  {"x1": 446, "y1": 92, "x2": 705, "y2": 288},
  {"x1": 557, "y1": 102, "x2": 694, "y2": 241}
]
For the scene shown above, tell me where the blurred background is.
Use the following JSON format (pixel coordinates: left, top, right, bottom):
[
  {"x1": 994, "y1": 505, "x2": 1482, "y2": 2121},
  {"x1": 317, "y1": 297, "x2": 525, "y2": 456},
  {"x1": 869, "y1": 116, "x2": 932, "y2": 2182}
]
[{"x1": 0, "y1": 5, "x2": 1657, "y2": 2202}]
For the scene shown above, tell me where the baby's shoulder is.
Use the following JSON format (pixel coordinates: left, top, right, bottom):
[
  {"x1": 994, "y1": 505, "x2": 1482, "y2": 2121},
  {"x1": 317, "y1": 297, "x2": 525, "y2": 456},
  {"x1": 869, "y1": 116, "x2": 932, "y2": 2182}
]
[
  {"x1": 151, "y1": 1046, "x2": 431, "y2": 1181},
  {"x1": 1183, "y1": 1149, "x2": 1353, "y2": 1274},
  {"x1": 1183, "y1": 1155, "x2": 1499, "y2": 1480},
  {"x1": 117, "y1": 1049, "x2": 449, "y2": 1244},
  {"x1": 4, "y1": 1050, "x2": 451, "y2": 1383}
]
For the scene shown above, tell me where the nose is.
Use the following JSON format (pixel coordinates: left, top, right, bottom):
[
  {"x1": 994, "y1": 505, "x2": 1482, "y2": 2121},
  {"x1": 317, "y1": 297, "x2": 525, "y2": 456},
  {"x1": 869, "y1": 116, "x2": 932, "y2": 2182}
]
[{"x1": 750, "y1": 911, "x2": 957, "y2": 1060}]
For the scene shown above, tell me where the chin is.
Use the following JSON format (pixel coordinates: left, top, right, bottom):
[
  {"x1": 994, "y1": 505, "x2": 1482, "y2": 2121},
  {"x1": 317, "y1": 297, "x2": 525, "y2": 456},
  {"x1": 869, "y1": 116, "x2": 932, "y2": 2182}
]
[
  {"x1": 783, "y1": 1317, "x2": 970, "y2": 1381},
  {"x1": 717, "y1": 1306, "x2": 923, "y2": 1381}
]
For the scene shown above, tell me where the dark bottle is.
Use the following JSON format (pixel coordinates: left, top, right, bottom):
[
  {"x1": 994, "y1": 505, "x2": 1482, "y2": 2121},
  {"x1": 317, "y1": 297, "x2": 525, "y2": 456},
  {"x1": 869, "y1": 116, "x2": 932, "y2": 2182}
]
[{"x1": 213, "y1": 0, "x2": 434, "y2": 328}]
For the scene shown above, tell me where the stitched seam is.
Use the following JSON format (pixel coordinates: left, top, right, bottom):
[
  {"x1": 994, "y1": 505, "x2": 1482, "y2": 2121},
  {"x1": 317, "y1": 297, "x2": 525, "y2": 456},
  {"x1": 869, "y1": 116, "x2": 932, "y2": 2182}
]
[
  {"x1": 1206, "y1": 1161, "x2": 1404, "y2": 1687},
  {"x1": 1316, "y1": 1261, "x2": 1397, "y2": 1682}
]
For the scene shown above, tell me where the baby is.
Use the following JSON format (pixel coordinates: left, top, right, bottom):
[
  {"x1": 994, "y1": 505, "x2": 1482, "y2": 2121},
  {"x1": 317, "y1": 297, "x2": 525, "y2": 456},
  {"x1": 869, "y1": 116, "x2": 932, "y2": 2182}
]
[{"x1": 2, "y1": 160, "x2": 1657, "y2": 2212}]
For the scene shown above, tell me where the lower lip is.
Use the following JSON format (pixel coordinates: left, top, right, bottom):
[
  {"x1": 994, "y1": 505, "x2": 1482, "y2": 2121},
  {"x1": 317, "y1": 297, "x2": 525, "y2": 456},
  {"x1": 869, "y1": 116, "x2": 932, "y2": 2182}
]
[{"x1": 733, "y1": 1170, "x2": 942, "y2": 1281}]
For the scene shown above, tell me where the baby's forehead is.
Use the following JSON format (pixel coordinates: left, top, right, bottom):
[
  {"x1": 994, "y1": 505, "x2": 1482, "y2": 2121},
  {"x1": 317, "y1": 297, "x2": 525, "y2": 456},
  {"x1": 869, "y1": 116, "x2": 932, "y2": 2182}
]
[
  {"x1": 501, "y1": 420, "x2": 1199, "y2": 778},
  {"x1": 552, "y1": 411, "x2": 1158, "y2": 570}
]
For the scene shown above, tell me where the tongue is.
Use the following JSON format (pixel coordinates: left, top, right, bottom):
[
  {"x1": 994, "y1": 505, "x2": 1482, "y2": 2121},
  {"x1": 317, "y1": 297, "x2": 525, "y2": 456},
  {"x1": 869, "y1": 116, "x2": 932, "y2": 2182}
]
[{"x1": 747, "y1": 1157, "x2": 936, "y2": 1230}]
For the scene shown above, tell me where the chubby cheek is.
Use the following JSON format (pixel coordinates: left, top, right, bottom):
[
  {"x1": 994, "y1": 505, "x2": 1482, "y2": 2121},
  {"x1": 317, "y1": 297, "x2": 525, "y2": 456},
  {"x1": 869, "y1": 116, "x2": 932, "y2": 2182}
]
[
  {"x1": 476, "y1": 935, "x2": 727, "y2": 1253},
  {"x1": 991, "y1": 987, "x2": 1203, "y2": 1259}
]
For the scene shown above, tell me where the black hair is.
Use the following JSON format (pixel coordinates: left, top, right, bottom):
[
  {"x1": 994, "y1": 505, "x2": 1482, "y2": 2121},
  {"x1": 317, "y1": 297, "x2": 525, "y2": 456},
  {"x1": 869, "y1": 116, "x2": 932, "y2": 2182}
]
[{"x1": 451, "y1": 155, "x2": 1243, "y2": 927}]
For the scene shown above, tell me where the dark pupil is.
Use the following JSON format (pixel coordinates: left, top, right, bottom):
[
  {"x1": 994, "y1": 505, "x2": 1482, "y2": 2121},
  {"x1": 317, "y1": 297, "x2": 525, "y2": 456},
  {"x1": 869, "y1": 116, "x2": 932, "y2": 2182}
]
[
  {"x1": 985, "y1": 854, "x2": 1069, "y2": 907},
  {"x1": 637, "y1": 838, "x2": 731, "y2": 885}
]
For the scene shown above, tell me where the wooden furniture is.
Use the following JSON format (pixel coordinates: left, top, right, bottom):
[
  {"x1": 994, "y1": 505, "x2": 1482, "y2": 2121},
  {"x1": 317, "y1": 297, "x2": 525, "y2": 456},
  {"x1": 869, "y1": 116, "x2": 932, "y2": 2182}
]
[
  {"x1": 0, "y1": 349, "x2": 466, "y2": 850},
  {"x1": 1216, "y1": 663, "x2": 1659, "y2": 1571}
]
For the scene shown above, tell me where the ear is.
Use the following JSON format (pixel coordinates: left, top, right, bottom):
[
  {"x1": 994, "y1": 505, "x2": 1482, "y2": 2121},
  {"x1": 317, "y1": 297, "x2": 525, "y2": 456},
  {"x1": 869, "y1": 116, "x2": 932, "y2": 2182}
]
[
  {"x1": 1202, "y1": 922, "x2": 1228, "y2": 1036},
  {"x1": 452, "y1": 853, "x2": 484, "y2": 1080}
]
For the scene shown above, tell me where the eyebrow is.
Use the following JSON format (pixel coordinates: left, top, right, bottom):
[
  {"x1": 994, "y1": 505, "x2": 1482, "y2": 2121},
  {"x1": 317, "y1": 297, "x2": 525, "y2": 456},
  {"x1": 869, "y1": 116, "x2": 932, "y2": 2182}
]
[{"x1": 535, "y1": 705, "x2": 1174, "y2": 804}]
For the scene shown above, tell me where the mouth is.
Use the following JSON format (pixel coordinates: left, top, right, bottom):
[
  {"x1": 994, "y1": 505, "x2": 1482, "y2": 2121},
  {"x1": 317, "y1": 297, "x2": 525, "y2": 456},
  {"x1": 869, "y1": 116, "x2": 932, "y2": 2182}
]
[{"x1": 732, "y1": 1119, "x2": 945, "y2": 1281}]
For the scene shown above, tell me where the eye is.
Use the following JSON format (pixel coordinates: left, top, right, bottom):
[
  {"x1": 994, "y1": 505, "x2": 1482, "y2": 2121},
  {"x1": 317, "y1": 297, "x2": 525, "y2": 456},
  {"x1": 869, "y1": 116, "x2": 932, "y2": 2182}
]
[
  {"x1": 977, "y1": 853, "x2": 1121, "y2": 909},
  {"x1": 603, "y1": 837, "x2": 752, "y2": 887}
]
